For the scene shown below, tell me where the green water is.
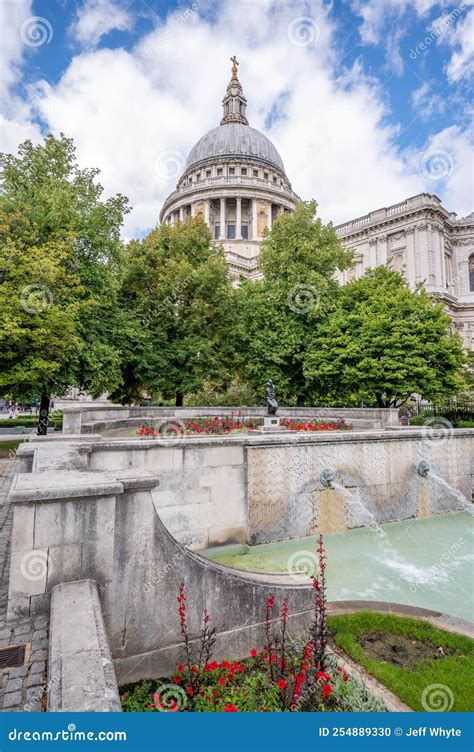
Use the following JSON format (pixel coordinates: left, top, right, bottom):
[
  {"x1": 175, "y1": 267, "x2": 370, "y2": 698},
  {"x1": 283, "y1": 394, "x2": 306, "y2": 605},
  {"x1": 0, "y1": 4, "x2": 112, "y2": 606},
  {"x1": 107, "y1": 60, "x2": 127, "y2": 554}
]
[{"x1": 204, "y1": 512, "x2": 474, "y2": 623}]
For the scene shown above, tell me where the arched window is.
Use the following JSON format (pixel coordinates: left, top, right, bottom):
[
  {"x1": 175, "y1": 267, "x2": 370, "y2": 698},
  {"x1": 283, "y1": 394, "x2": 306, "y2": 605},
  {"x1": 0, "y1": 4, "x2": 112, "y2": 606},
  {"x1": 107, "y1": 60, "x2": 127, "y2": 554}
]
[{"x1": 470, "y1": 254, "x2": 474, "y2": 292}]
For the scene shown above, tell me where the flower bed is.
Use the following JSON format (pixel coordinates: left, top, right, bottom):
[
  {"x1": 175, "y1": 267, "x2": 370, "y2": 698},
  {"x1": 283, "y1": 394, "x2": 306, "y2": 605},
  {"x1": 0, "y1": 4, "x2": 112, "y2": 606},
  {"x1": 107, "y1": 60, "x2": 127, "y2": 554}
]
[
  {"x1": 121, "y1": 538, "x2": 385, "y2": 713},
  {"x1": 136, "y1": 416, "x2": 260, "y2": 438},
  {"x1": 280, "y1": 418, "x2": 352, "y2": 431},
  {"x1": 135, "y1": 416, "x2": 352, "y2": 438}
]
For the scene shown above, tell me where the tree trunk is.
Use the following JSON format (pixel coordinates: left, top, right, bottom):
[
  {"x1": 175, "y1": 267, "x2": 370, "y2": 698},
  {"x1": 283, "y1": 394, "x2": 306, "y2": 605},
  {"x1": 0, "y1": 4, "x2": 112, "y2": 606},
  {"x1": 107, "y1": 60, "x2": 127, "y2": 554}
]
[
  {"x1": 296, "y1": 394, "x2": 306, "y2": 407},
  {"x1": 375, "y1": 395, "x2": 385, "y2": 408},
  {"x1": 175, "y1": 391, "x2": 184, "y2": 407},
  {"x1": 37, "y1": 394, "x2": 50, "y2": 436}
]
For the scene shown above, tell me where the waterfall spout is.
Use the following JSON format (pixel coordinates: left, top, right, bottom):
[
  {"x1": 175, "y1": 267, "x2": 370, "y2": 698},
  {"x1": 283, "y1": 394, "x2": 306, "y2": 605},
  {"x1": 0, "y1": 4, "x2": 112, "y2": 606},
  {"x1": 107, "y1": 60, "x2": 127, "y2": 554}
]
[
  {"x1": 320, "y1": 468, "x2": 335, "y2": 489},
  {"x1": 417, "y1": 459, "x2": 430, "y2": 477}
]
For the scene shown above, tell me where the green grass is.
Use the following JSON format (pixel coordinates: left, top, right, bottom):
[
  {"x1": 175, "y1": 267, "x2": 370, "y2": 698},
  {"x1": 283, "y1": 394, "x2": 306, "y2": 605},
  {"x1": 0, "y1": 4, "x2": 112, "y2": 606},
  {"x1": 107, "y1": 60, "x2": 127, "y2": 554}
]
[
  {"x1": 328, "y1": 612, "x2": 474, "y2": 712},
  {"x1": 0, "y1": 439, "x2": 26, "y2": 454}
]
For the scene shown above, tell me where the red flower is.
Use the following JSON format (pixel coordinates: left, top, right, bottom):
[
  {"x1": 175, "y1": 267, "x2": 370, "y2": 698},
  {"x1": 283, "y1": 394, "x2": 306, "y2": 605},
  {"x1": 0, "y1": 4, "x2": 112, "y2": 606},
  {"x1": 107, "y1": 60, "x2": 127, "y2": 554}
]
[
  {"x1": 277, "y1": 679, "x2": 287, "y2": 691},
  {"x1": 224, "y1": 703, "x2": 239, "y2": 712},
  {"x1": 186, "y1": 686, "x2": 194, "y2": 696},
  {"x1": 177, "y1": 663, "x2": 184, "y2": 673},
  {"x1": 317, "y1": 671, "x2": 331, "y2": 682},
  {"x1": 208, "y1": 660, "x2": 219, "y2": 670},
  {"x1": 250, "y1": 648, "x2": 257, "y2": 657},
  {"x1": 322, "y1": 684, "x2": 333, "y2": 699},
  {"x1": 212, "y1": 690, "x2": 219, "y2": 698},
  {"x1": 218, "y1": 677, "x2": 226, "y2": 686},
  {"x1": 173, "y1": 676, "x2": 182, "y2": 685}
]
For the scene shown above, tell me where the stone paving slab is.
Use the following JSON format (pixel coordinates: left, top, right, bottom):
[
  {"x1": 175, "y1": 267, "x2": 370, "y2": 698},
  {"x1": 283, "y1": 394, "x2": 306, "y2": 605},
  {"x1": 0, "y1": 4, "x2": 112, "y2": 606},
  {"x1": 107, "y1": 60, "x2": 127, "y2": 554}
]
[{"x1": 0, "y1": 460, "x2": 50, "y2": 712}]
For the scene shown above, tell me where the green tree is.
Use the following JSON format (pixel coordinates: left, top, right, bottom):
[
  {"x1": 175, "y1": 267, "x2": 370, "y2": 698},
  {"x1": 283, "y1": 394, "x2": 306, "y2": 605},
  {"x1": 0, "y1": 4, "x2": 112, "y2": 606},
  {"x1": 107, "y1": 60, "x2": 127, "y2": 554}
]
[
  {"x1": 236, "y1": 201, "x2": 352, "y2": 405},
  {"x1": 114, "y1": 218, "x2": 237, "y2": 406},
  {"x1": 0, "y1": 135, "x2": 128, "y2": 432},
  {"x1": 304, "y1": 265, "x2": 466, "y2": 407}
]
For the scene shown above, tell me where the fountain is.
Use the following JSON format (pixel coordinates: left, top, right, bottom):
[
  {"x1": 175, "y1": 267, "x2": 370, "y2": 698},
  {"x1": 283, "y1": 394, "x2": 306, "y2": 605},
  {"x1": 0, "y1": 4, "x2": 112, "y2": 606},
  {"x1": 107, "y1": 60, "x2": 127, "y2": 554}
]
[
  {"x1": 417, "y1": 459, "x2": 431, "y2": 518},
  {"x1": 316, "y1": 468, "x2": 347, "y2": 534},
  {"x1": 416, "y1": 458, "x2": 472, "y2": 518},
  {"x1": 417, "y1": 459, "x2": 430, "y2": 477}
]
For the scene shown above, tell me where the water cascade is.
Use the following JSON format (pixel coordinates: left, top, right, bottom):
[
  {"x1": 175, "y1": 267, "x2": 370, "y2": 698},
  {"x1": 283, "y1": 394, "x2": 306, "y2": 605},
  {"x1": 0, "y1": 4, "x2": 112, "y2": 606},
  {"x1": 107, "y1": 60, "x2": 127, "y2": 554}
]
[{"x1": 417, "y1": 459, "x2": 431, "y2": 519}]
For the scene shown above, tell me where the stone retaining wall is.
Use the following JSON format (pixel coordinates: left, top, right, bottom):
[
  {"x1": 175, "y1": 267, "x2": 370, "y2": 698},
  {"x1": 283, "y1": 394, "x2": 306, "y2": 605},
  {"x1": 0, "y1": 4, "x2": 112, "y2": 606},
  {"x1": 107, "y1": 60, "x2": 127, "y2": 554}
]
[{"x1": 7, "y1": 463, "x2": 314, "y2": 684}]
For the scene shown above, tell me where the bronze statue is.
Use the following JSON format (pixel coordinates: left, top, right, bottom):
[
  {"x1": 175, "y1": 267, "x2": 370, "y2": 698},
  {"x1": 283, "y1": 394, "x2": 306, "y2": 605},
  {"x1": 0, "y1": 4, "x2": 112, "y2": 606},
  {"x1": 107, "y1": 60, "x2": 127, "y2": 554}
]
[
  {"x1": 230, "y1": 55, "x2": 239, "y2": 80},
  {"x1": 266, "y1": 380, "x2": 278, "y2": 416}
]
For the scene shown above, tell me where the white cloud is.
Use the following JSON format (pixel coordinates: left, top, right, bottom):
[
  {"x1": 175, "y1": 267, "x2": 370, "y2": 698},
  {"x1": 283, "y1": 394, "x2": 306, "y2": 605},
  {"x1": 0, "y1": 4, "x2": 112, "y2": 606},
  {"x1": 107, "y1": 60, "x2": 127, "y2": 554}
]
[
  {"x1": 413, "y1": 125, "x2": 474, "y2": 217},
  {"x1": 2, "y1": 0, "x2": 472, "y2": 236},
  {"x1": 432, "y1": 5, "x2": 474, "y2": 82},
  {"x1": 69, "y1": 0, "x2": 133, "y2": 48},
  {"x1": 352, "y1": 0, "x2": 446, "y2": 44},
  {"x1": 411, "y1": 81, "x2": 446, "y2": 117},
  {"x1": 0, "y1": 0, "x2": 43, "y2": 155},
  {"x1": 0, "y1": 0, "x2": 32, "y2": 102}
]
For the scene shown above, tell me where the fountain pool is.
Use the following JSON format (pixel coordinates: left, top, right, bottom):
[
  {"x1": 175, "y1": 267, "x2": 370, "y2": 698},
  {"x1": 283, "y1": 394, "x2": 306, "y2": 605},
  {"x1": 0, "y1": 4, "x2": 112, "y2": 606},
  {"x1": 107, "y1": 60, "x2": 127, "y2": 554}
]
[{"x1": 204, "y1": 511, "x2": 473, "y2": 622}]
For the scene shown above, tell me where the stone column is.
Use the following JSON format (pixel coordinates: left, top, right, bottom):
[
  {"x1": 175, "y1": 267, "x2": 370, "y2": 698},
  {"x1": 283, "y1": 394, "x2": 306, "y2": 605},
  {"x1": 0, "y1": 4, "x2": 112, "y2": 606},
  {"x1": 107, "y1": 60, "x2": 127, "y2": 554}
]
[
  {"x1": 190, "y1": 202, "x2": 196, "y2": 218},
  {"x1": 204, "y1": 200, "x2": 210, "y2": 228},
  {"x1": 179, "y1": 206, "x2": 184, "y2": 222},
  {"x1": 416, "y1": 222, "x2": 429, "y2": 285},
  {"x1": 252, "y1": 199, "x2": 258, "y2": 240},
  {"x1": 405, "y1": 228, "x2": 416, "y2": 286},
  {"x1": 219, "y1": 197, "x2": 226, "y2": 240},
  {"x1": 377, "y1": 234, "x2": 388, "y2": 265},
  {"x1": 368, "y1": 237, "x2": 377, "y2": 268},
  {"x1": 267, "y1": 202, "x2": 272, "y2": 231},
  {"x1": 236, "y1": 197, "x2": 242, "y2": 240},
  {"x1": 437, "y1": 228, "x2": 446, "y2": 290}
]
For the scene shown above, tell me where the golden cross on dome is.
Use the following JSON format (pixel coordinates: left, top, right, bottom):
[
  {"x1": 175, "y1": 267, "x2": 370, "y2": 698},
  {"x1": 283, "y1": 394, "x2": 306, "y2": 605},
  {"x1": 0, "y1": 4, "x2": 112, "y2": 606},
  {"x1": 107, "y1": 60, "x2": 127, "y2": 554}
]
[{"x1": 230, "y1": 55, "x2": 239, "y2": 80}]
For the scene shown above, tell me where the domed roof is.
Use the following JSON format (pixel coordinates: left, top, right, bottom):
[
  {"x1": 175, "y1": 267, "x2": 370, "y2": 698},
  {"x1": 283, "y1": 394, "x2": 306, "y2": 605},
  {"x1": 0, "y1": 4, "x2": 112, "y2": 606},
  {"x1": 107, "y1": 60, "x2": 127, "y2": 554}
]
[{"x1": 184, "y1": 123, "x2": 286, "y2": 174}]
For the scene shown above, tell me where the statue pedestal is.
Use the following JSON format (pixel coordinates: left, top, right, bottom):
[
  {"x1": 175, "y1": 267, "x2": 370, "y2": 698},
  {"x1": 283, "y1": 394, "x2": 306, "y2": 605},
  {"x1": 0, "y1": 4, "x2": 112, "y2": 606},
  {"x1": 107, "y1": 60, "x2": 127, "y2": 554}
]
[{"x1": 255, "y1": 416, "x2": 288, "y2": 433}]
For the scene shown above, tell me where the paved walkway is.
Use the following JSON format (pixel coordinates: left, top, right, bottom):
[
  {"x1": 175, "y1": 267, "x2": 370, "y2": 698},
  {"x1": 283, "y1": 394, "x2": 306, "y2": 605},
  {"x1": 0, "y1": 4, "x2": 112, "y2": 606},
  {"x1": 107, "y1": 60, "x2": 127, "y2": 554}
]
[{"x1": 0, "y1": 460, "x2": 49, "y2": 712}]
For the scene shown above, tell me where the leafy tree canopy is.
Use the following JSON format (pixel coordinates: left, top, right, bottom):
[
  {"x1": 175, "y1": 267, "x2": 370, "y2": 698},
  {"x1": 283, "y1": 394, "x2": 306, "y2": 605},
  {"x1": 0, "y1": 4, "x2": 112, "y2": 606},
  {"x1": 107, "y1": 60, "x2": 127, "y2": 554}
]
[
  {"x1": 0, "y1": 134, "x2": 129, "y2": 425},
  {"x1": 236, "y1": 201, "x2": 352, "y2": 405},
  {"x1": 304, "y1": 265, "x2": 466, "y2": 407},
  {"x1": 113, "y1": 218, "x2": 237, "y2": 406}
]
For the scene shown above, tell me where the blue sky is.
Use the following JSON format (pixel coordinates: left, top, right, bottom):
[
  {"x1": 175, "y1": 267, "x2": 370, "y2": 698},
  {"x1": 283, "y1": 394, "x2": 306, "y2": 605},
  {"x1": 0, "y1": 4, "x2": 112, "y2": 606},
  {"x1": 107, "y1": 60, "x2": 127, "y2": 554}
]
[{"x1": 1, "y1": 0, "x2": 473, "y2": 236}]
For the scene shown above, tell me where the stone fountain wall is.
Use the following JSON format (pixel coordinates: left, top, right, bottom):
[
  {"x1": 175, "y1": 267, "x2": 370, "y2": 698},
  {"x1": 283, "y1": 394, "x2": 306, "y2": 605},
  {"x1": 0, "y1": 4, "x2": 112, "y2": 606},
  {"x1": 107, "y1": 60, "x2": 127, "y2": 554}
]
[
  {"x1": 66, "y1": 429, "x2": 474, "y2": 547},
  {"x1": 246, "y1": 432, "x2": 473, "y2": 544}
]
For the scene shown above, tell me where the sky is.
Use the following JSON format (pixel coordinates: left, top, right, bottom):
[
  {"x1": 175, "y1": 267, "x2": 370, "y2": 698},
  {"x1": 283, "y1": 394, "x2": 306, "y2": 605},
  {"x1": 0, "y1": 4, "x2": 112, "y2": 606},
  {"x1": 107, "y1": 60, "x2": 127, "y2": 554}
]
[{"x1": 0, "y1": 0, "x2": 473, "y2": 238}]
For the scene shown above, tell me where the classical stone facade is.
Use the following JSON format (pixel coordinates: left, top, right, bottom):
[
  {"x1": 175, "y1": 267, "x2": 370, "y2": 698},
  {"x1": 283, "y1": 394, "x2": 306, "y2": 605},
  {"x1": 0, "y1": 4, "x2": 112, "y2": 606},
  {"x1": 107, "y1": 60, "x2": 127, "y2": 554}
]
[
  {"x1": 335, "y1": 194, "x2": 474, "y2": 349},
  {"x1": 159, "y1": 59, "x2": 300, "y2": 278},
  {"x1": 160, "y1": 62, "x2": 473, "y2": 348}
]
